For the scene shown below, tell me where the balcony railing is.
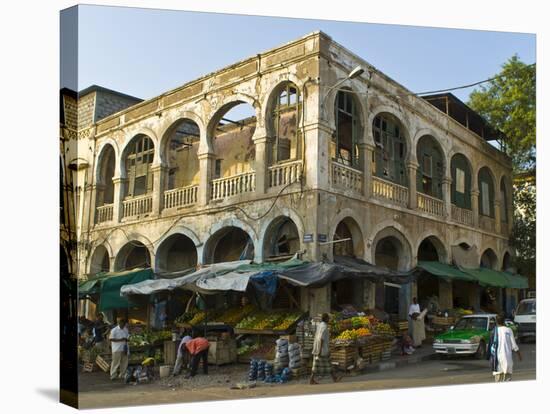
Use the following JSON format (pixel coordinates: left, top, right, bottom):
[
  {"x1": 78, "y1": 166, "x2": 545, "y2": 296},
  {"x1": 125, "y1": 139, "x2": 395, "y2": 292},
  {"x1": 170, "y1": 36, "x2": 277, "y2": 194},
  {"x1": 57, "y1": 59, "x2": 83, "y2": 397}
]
[
  {"x1": 451, "y1": 205, "x2": 474, "y2": 226},
  {"x1": 96, "y1": 204, "x2": 113, "y2": 224},
  {"x1": 164, "y1": 184, "x2": 198, "y2": 209},
  {"x1": 268, "y1": 160, "x2": 302, "y2": 188},
  {"x1": 417, "y1": 193, "x2": 445, "y2": 217},
  {"x1": 122, "y1": 194, "x2": 153, "y2": 218},
  {"x1": 211, "y1": 171, "x2": 256, "y2": 201},
  {"x1": 372, "y1": 176, "x2": 408, "y2": 206},
  {"x1": 331, "y1": 162, "x2": 363, "y2": 194},
  {"x1": 480, "y1": 215, "x2": 496, "y2": 233}
]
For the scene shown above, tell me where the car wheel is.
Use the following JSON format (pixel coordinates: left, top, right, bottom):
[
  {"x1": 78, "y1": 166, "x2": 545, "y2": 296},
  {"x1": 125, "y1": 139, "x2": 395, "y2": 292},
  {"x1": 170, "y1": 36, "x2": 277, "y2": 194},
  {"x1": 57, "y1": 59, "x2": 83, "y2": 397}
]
[{"x1": 475, "y1": 341, "x2": 486, "y2": 359}]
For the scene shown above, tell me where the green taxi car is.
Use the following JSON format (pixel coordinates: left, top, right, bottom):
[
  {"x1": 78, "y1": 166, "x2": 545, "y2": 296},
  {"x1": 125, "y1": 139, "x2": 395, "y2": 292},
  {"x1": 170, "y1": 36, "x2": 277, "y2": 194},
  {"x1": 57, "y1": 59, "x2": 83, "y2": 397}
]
[{"x1": 432, "y1": 314, "x2": 515, "y2": 359}]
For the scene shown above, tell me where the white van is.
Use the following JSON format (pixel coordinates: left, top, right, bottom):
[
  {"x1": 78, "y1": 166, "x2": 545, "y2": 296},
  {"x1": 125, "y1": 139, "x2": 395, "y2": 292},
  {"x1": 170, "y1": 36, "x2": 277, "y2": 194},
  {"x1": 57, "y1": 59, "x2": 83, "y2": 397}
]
[{"x1": 514, "y1": 298, "x2": 536, "y2": 342}]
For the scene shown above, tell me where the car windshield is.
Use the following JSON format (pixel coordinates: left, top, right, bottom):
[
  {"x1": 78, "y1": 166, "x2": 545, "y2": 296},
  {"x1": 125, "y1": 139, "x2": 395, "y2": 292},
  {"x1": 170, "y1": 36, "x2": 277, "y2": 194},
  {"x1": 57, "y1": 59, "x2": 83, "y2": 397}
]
[
  {"x1": 453, "y1": 317, "x2": 487, "y2": 331},
  {"x1": 516, "y1": 301, "x2": 536, "y2": 315}
]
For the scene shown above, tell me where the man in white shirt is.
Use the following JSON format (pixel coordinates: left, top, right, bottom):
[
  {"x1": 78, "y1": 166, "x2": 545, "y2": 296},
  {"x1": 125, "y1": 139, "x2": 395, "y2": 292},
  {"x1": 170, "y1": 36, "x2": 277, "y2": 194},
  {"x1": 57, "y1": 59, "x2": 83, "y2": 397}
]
[
  {"x1": 408, "y1": 296, "x2": 420, "y2": 337},
  {"x1": 109, "y1": 318, "x2": 129, "y2": 380}
]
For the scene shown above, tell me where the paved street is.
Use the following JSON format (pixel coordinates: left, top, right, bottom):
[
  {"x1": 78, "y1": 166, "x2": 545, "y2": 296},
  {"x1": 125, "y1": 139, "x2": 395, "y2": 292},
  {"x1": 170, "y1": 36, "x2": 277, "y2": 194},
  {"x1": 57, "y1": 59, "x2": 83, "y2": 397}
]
[{"x1": 78, "y1": 343, "x2": 535, "y2": 409}]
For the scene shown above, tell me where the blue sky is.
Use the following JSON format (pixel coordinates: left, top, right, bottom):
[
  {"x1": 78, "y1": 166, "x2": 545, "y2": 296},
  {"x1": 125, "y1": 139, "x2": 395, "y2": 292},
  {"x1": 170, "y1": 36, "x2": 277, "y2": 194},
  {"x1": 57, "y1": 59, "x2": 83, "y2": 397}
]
[{"x1": 62, "y1": 5, "x2": 535, "y2": 105}]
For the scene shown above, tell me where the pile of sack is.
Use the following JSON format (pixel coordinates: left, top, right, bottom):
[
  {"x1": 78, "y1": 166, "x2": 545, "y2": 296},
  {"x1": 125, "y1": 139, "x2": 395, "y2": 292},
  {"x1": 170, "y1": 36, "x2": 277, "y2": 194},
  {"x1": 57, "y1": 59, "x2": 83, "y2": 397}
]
[
  {"x1": 274, "y1": 338, "x2": 289, "y2": 374},
  {"x1": 288, "y1": 343, "x2": 302, "y2": 370}
]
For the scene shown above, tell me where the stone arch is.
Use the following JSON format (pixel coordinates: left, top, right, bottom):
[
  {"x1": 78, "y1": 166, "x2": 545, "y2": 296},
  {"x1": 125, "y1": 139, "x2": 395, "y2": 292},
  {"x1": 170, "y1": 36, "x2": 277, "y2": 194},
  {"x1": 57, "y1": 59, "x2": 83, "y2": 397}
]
[
  {"x1": 330, "y1": 86, "x2": 365, "y2": 168},
  {"x1": 119, "y1": 128, "x2": 159, "y2": 177},
  {"x1": 370, "y1": 108, "x2": 411, "y2": 186},
  {"x1": 258, "y1": 209, "x2": 304, "y2": 261},
  {"x1": 415, "y1": 134, "x2": 447, "y2": 199},
  {"x1": 95, "y1": 143, "x2": 116, "y2": 208},
  {"x1": 450, "y1": 152, "x2": 474, "y2": 210},
  {"x1": 95, "y1": 139, "x2": 120, "y2": 179},
  {"x1": 203, "y1": 226, "x2": 255, "y2": 265},
  {"x1": 477, "y1": 166, "x2": 497, "y2": 218},
  {"x1": 501, "y1": 250, "x2": 513, "y2": 271},
  {"x1": 158, "y1": 109, "x2": 205, "y2": 166},
  {"x1": 205, "y1": 93, "x2": 262, "y2": 153},
  {"x1": 89, "y1": 244, "x2": 111, "y2": 275},
  {"x1": 371, "y1": 225, "x2": 413, "y2": 271},
  {"x1": 154, "y1": 232, "x2": 198, "y2": 273},
  {"x1": 202, "y1": 218, "x2": 258, "y2": 264},
  {"x1": 367, "y1": 104, "x2": 412, "y2": 153},
  {"x1": 159, "y1": 116, "x2": 203, "y2": 190},
  {"x1": 264, "y1": 80, "x2": 304, "y2": 163},
  {"x1": 260, "y1": 215, "x2": 302, "y2": 261},
  {"x1": 332, "y1": 217, "x2": 365, "y2": 260},
  {"x1": 323, "y1": 78, "x2": 368, "y2": 137},
  {"x1": 114, "y1": 239, "x2": 154, "y2": 272},
  {"x1": 416, "y1": 233, "x2": 449, "y2": 263},
  {"x1": 480, "y1": 247, "x2": 498, "y2": 270},
  {"x1": 328, "y1": 209, "x2": 366, "y2": 260}
]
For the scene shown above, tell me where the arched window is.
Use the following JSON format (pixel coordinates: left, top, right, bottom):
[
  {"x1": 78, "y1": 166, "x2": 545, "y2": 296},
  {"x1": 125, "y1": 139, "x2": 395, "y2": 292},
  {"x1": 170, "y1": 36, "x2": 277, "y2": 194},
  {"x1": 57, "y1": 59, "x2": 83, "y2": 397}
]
[
  {"x1": 271, "y1": 83, "x2": 301, "y2": 163},
  {"x1": 451, "y1": 154, "x2": 472, "y2": 209},
  {"x1": 416, "y1": 136, "x2": 444, "y2": 199},
  {"x1": 125, "y1": 135, "x2": 154, "y2": 197},
  {"x1": 372, "y1": 114, "x2": 407, "y2": 185},
  {"x1": 478, "y1": 167, "x2": 495, "y2": 218},
  {"x1": 332, "y1": 90, "x2": 360, "y2": 168}
]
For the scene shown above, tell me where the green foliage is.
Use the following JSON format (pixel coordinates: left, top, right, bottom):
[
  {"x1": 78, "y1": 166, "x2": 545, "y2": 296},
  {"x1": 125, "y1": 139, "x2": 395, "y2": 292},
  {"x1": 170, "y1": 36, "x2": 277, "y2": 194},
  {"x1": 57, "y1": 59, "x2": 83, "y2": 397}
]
[
  {"x1": 468, "y1": 56, "x2": 536, "y2": 172},
  {"x1": 510, "y1": 180, "x2": 536, "y2": 278}
]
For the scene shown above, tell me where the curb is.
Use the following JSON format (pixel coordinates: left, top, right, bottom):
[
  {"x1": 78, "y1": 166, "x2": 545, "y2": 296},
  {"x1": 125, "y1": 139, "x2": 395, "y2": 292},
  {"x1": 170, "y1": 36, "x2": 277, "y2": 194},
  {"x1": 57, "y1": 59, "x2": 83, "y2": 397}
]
[{"x1": 361, "y1": 352, "x2": 437, "y2": 374}]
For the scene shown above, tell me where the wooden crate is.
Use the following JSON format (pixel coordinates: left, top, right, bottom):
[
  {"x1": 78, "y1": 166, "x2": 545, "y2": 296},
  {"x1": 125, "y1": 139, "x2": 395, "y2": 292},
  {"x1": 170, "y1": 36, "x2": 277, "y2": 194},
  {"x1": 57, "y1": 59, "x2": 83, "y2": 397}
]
[
  {"x1": 330, "y1": 345, "x2": 357, "y2": 368},
  {"x1": 95, "y1": 354, "x2": 111, "y2": 372},
  {"x1": 208, "y1": 339, "x2": 237, "y2": 366},
  {"x1": 163, "y1": 340, "x2": 178, "y2": 365}
]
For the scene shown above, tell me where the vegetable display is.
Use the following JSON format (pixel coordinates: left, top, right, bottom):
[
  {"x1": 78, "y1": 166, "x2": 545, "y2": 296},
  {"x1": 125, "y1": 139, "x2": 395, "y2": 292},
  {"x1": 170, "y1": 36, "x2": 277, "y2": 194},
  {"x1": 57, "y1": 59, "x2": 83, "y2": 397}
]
[{"x1": 236, "y1": 310, "x2": 303, "y2": 331}]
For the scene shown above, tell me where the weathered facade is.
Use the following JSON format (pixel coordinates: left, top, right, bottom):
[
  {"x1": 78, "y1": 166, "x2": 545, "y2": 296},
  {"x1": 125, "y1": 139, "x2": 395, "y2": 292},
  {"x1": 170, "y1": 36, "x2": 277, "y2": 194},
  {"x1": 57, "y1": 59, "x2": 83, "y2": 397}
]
[{"x1": 60, "y1": 32, "x2": 516, "y2": 318}]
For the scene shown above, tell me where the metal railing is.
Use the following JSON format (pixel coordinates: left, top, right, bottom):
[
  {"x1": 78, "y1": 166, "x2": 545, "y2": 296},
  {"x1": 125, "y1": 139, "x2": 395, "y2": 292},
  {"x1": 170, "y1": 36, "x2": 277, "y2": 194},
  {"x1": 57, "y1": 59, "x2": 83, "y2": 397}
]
[{"x1": 211, "y1": 171, "x2": 256, "y2": 201}]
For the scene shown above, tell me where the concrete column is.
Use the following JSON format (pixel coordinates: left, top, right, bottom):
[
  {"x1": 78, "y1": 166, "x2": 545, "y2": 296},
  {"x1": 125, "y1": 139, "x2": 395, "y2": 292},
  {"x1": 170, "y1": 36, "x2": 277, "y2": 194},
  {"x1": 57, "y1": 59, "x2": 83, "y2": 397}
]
[
  {"x1": 362, "y1": 143, "x2": 375, "y2": 198},
  {"x1": 308, "y1": 285, "x2": 331, "y2": 317},
  {"x1": 112, "y1": 176, "x2": 126, "y2": 223},
  {"x1": 253, "y1": 136, "x2": 268, "y2": 194},
  {"x1": 407, "y1": 162, "x2": 418, "y2": 210},
  {"x1": 494, "y1": 199, "x2": 501, "y2": 234},
  {"x1": 363, "y1": 280, "x2": 376, "y2": 309},
  {"x1": 442, "y1": 176, "x2": 452, "y2": 220},
  {"x1": 471, "y1": 189, "x2": 480, "y2": 227},
  {"x1": 399, "y1": 283, "x2": 412, "y2": 320},
  {"x1": 197, "y1": 152, "x2": 215, "y2": 206},
  {"x1": 151, "y1": 164, "x2": 168, "y2": 216},
  {"x1": 467, "y1": 284, "x2": 481, "y2": 312},
  {"x1": 439, "y1": 279, "x2": 453, "y2": 310},
  {"x1": 88, "y1": 184, "x2": 100, "y2": 225}
]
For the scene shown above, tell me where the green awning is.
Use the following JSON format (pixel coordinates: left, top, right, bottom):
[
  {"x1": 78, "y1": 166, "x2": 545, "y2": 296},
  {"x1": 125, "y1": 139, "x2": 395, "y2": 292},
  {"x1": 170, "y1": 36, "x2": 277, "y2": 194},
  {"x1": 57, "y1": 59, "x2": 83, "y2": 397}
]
[
  {"x1": 418, "y1": 262, "x2": 528, "y2": 289},
  {"x1": 459, "y1": 267, "x2": 528, "y2": 289},
  {"x1": 417, "y1": 261, "x2": 476, "y2": 282},
  {"x1": 98, "y1": 268, "x2": 154, "y2": 311},
  {"x1": 503, "y1": 272, "x2": 529, "y2": 289},
  {"x1": 78, "y1": 273, "x2": 110, "y2": 298}
]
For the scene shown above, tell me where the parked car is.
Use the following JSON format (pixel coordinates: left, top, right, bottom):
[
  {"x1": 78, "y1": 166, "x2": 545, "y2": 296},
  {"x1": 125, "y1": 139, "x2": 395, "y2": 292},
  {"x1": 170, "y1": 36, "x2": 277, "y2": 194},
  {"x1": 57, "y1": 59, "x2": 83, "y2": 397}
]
[
  {"x1": 513, "y1": 298, "x2": 536, "y2": 342},
  {"x1": 432, "y1": 314, "x2": 516, "y2": 359}
]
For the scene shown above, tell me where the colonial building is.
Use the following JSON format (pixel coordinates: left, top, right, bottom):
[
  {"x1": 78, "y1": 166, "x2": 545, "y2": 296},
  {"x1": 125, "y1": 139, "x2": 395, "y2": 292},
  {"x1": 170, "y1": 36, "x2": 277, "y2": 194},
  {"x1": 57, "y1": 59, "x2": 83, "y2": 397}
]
[{"x1": 61, "y1": 32, "x2": 515, "y2": 319}]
